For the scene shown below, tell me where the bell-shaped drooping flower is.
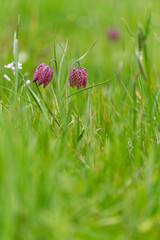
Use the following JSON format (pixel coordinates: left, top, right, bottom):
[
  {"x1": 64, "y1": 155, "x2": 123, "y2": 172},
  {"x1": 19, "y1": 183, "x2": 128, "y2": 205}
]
[
  {"x1": 33, "y1": 63, "x2": 46, "y2": 83},
  {"x1": 38, "y1": 65, "x2": 54, "y2": 88},
  {"x1": 69, "y1": 66, "x2": 88, "y2": 89},
  {"x1": 33, "y1": 61, "x2": 55, "y2": 88}
]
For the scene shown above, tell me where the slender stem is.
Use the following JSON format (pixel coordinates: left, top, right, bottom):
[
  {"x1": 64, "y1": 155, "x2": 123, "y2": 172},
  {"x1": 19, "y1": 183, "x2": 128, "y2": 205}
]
[
  {"x1": 13, "y1": 26, "x2": 19, "y2": 106},
  {"x1": 49, "y1": 58, "x2": 59, "y2": 93},
  {"x1": 49, "y1": 59, "x2": 58, "y2": 80},
  {"x1": 35, "y1": 82, "x2": 43, "y2": 99},
  {"x1": 72, "y1": 60, "x2": 80, "y2": 69},
  {"x1": 35, "y1": 82, "x2": 60, "y2": 127}
]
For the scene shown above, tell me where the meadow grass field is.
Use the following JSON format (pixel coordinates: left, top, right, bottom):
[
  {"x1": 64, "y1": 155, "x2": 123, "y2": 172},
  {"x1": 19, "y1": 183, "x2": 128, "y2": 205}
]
[{"x1": 0, "y1": 0, "x2": 160, "y2": 239}]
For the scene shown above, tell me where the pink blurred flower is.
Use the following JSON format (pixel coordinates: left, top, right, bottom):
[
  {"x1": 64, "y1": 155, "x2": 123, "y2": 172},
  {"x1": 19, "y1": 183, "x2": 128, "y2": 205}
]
[{"x1": 107, "y1": 27, "x2": 120, "y2": 41}]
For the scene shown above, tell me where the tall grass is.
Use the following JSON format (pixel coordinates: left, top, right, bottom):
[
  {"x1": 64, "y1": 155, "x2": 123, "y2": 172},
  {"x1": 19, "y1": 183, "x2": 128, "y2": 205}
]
[{"x1": 0, "y1": 0, "x2": 160, "y2": 239}]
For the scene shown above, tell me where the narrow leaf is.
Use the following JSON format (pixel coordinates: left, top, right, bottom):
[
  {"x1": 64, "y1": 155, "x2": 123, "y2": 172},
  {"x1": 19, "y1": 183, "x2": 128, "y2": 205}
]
[
  {"x1": 145, "y1": 11, "x2": 151, "y2": 39},
  {"x1": 67, "y1": 77, "x2": 114, "y2": 98},
  {"x1": 121, "y1": 18, "x2": 134, "y2": 38},
  {"x1": 74, "y1": 41, "x2": 97, "y2": 64}
]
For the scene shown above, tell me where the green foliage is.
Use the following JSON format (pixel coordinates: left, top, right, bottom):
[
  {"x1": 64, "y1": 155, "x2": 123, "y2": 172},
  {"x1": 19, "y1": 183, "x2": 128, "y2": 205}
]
[{"x1": 0, "y1": 0, "x2": 160, "y2": 239}]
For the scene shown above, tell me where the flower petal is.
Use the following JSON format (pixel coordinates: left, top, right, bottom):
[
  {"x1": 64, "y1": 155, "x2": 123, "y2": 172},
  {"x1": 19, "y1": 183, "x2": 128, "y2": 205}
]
[
  {"x1": 69, "y1": 68, "x2": 76, "y2": 87},
  {"x1": 82, "y1": 68, "x2": 88, "y2": 88},
  {"x1": 43, "y1": 67, "x2": 54, "y2": 88},
  {"x1": 4, "y1": 63, "x2": 14, "y2": 69},
  {"x1": 26, "y1": 80, "x2": 31, "y2": 85},
  {"x1": 38, "y1": 65, "x2": 50, "y2": 86},
  {"x1": 33, "y1": 63, "x2": 46, "y2": 83},
  {"x1": 76, "y1": 68, "x2": 84, "y2": 89},
  {"x1": 3, "y1": 74, "x2": 10, "y2": 81}
]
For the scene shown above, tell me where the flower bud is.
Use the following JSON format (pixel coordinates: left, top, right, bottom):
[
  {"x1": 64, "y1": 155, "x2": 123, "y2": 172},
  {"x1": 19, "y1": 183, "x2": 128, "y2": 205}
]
[
  {"x1": 69, "y1": 67, "x2": 88, "y2": 89},
  {"x1": 33, "y1": 63, "x2": 54, "y2": 88}
]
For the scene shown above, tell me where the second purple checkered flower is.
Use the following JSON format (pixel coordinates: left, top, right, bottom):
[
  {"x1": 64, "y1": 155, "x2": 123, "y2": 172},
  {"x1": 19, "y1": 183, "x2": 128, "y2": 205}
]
[{"x1": 69, "y1": 66, "x2": 88, "y2": 89}]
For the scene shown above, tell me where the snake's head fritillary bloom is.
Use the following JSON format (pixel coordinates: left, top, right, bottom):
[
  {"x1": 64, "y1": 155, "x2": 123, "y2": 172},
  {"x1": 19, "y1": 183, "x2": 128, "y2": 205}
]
[
  {"x1": 33, "y1": 63, "x2": 54, "y2": 88},
  {"x1": 69, "y1": 67, "x2": 88, "y2": 89}
]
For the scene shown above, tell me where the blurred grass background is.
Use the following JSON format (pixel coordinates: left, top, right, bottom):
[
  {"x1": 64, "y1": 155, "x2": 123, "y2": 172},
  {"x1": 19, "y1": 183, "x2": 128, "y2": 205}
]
[{"x1": 0, "y1": 0, "x2": 160, "y2": 239}]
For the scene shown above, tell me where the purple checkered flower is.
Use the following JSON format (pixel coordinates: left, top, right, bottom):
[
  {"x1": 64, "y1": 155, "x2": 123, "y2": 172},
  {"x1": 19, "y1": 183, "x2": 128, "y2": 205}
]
[
  {"x1": 69, "y1": 67, "x2": 88, "y2": 89},
  {"x1": 33, "y1": 63, "x2": 54, "y2": 88}
]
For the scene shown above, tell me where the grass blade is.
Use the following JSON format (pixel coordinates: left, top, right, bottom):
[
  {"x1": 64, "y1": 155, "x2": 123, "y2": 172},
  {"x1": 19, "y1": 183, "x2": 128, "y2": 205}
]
[
  {"x1": 145, "y1": 11, "x2": 151, "y2": 39},
  {"x1": 121, "y1": 17, "x2": 134, "y2": 38},
  {"x1": 114, "y1": 72, "x2": 133, "y2": 103},
  {"x1": 58, "y1": 40, "x2": 68, "y2": 82},
  {"x1": 13, "y1": 18, "x2": 20, "y2": 105},
  {"x1": 67, "y1": 77, "x2": 114, "y2": 98},
  {"x1": 74, "y1": 41, "x2": 97, "y2": 64},
  {"x1": 0, "y1": 85, "x2": 37, "y2": 107}
]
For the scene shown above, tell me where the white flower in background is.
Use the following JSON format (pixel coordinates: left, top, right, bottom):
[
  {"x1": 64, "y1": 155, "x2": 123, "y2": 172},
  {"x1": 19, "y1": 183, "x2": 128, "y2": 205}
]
[
  {"x1": 4, "y1": 62, "x2": 15, "y2": 74},
  {"x1": 4, "y1": 62, "x2": 14, "y2": 69},
  {"x1": 3, "y1": 74, "x2": 10, "y2": 81},
  {"x1": 4, "y1": 61, "x2": 22, "y2": 75},
  {"x1": 25, "y1": 80, "x2": 30, "y2": 85}
]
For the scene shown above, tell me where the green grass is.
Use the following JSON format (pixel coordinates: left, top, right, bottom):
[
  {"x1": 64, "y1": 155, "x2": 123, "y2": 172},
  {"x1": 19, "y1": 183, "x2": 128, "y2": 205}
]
[{"x1": 0, "y1": 0, "x2": 160, "y2": 239}]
